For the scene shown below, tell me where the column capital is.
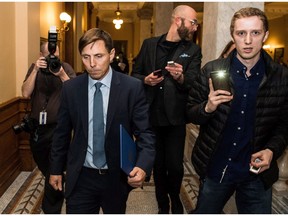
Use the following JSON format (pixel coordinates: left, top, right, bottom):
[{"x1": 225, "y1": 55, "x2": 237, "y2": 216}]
[{"x1": 137, "y1": 8, "x2": 153, "y2": 20}]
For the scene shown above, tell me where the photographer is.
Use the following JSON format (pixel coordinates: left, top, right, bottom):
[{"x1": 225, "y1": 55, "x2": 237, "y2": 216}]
[{"x1": 21, "y1": 41, "x2": 76, "y2": 213}]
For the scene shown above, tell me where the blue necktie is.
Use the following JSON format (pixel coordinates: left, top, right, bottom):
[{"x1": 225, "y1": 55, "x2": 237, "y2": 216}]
[{"x1": 93, "y1": 82, "x2": 106, "y2": 168}]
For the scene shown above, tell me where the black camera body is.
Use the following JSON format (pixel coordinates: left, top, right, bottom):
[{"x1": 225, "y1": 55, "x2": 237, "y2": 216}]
[
  {"x1": 12, "y1": 114, "x2": 34, "y2": 134},
  {"x1": 41, "y1": 30, "x2": 62, "y2": 74}
]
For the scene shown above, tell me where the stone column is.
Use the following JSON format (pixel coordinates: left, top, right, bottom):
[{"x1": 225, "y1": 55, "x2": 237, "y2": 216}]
[
  {"x1": 91, "y1": 8, "x2": 98, "y2": 28},
  {"x1": 273, "y1": 147, "x2": 288, "y2": 195},
  {"x1": 201, "y1": 2, "x2": 264, "y2": 66},
  {"x1": 73, "y1": 2, "x2": 86, "y2": 72},
  {"x1": 137, "y1": 7, "x2": 153, "y2": 47},
  {"x1": 153, "y1": 2, "x2": 173, "y2": 36}
]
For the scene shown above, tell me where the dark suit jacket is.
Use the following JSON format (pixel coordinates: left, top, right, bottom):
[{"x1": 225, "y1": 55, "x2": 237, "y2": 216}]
[
  {"x1": 132, "y1": 34, "x2": 202, "y2": 125},
  {"x1": 111, "y1": 57, "x2": 129, "y2": 74},
  {"x1": 50, "y1": 70, "x2": 155, "y2": 199}
]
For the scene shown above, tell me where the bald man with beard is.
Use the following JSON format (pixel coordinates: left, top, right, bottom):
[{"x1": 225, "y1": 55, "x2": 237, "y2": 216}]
[{"x1": 132, "y1": 5, "x2": 202, "y2": 214}]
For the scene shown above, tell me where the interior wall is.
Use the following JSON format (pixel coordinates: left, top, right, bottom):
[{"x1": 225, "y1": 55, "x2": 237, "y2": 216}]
[
  {"x1": 73, "y1": 2, "x2": 88, "y2": 72},
  {"x1": 0, "y1": 3, "x2": 16, "y2": 104},
  {"x1": 15, "y1": 3, "x2": 40, "y2": 100},
  {"x1": 0, "y1": 2, "x2": 287, "y2": 105},
  {"x1": 40, "y1": 2, "x2": 65, "y2": 38},
  {"x1": 133, "y1": 19, "x2": 140, "y2": 59},
  {"x1": 99, "y1": 21, "x2": 134, "y2": 59},
  {"x1": 265, "y1": 15, "x2": 288, "y2": 64}
]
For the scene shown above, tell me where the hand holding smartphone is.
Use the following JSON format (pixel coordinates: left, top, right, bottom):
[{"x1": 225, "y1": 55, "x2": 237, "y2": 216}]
[
  {"x1": 249, "y1": 158, "x2": 262, "y2": 174},
  {"x1": 153, "y1": 69, "x2": 163, "y2": 78},
  {"x1": 210, "y1": 70, "x2": 231, "y2": 93},
  {"x1": 167, "y1": 61, "x2": 175, "y2": 67}
]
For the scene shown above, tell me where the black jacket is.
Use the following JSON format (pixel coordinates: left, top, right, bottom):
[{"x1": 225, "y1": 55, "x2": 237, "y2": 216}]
[
  {"x1": 132, "y1": 34, "x2": 202, "y2": 125},
  {"x1": 187, "y1": 50, "x2": 288, "y2": 188}
]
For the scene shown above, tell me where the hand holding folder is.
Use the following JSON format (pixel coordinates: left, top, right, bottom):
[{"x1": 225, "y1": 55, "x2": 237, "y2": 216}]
[{"x1": 120, "y1": 124, "x2": 136, "y2": 175}]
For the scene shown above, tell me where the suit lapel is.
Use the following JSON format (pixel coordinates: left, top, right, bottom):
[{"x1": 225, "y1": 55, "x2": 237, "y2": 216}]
[
  {"x1": 149, "y1": 37, "x2": 159, "y2": 70},
  {"x1": 80, "y1": 73, "x2": 89, "y2": 140},
  {"x1": 171, "y1": 42, "x2": 187, "y2": 62}
]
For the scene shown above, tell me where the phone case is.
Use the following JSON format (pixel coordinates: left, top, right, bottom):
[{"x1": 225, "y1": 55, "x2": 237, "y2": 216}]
[
  {"x1": 167, "y1": 61, "x2": 175, "y2": 67},
  {"x1": 210, "y1": 71, "x2": 231, "y2": 93},
  {"x1": 153, "y1": 69, "x2": 162, "y2": 77}
]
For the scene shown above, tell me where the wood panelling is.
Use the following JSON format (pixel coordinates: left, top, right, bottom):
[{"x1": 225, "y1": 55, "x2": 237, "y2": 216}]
[{"x1": 0, "y1": 97, "x2": 35, "y2": 197}]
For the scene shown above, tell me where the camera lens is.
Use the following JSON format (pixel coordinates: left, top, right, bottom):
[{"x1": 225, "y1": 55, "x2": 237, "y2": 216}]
[
  {"x1": 49, "y1": 59, "x2": 61, "y2": 73},
  {"x1": 12, "y1": 123, "x2": 25, "y2": 134},
  {"x1": 43, "y1": 55, "x2": 61, "y2": 73}
]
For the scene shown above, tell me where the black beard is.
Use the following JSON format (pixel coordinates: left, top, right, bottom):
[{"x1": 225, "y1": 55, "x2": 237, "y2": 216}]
[{"x1": 177, "y1": 20, "x2": 193, "y2": 41}]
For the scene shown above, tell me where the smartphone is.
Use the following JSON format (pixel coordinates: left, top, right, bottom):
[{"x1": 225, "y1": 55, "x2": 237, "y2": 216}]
[
  {"x1": 153, "y1": 69, "x2": 162, "y2": 77},
  {"x1": 249, "y1": 158, "x2": 262, "y2": 174},
  {"x1": 210, "y1": 71, "x2": 231, "y2": 93},
  {"x1": 167, "y1": 61, "x2": 175, "y2": 67}
]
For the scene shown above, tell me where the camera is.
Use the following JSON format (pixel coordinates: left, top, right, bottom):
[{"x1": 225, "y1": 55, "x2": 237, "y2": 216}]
[
  {"x1": 12, "y1": 114, "x2": 34, "y2": 134},
  {"x1": 41, "y1": 27, "x2": 62, "y2": 74}
]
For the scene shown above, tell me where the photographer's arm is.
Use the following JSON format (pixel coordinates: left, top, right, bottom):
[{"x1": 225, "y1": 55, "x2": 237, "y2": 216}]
[
  {"x1": 22, "y1": 57, "x2": 46, "y2": 98},
  {"x1": 22, "y1": 66, "x2": 38, "y2": 98},
  {"x1": 54, "y1": 67, "x2": 70, "y2": 82}
]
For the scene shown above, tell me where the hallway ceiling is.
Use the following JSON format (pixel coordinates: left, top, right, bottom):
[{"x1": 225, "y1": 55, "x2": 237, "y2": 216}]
[
  {"x1": 265, "y1": 2, "x2": 288, "y2": 20},
  {"x1": 92, "y1": 2, "x2": 203, "y2": 23},
  {"x1": 92, "y1": 2, "x2": 288, "y2": 23}
]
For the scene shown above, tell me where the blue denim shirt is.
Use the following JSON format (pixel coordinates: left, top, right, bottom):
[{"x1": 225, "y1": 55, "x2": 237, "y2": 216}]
[{"x1": 207, "y1": 54, "x2": 265, "y2": 183}]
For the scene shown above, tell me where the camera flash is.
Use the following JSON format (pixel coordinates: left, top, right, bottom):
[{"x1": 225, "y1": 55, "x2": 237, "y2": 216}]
[{"x1": 217, "y1": 71, "x2": 226, "y2": 78}]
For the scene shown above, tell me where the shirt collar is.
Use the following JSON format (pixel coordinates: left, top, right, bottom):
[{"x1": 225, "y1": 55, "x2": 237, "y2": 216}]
[
  {"x1": 231, "y1": 53, "x2": 265, "y2": 77},
  {"x1": 88, "y1": 66, "x2": 112, "y2": 90}
]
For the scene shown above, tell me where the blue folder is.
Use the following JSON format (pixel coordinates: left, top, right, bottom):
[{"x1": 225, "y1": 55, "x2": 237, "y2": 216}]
[{"x1": 120, "y1": 124, "x2": 136, "y2": 176}]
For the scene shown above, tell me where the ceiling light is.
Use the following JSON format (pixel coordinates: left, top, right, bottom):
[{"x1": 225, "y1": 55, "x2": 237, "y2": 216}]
[{"x1": 112, "y1": 3, "x2": 123, "y2": 30}]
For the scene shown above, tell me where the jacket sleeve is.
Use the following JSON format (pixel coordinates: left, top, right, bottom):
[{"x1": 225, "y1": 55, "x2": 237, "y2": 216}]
[
  {"x1": 186, "y1": 64, "x2": 215, "y2": 125},
  {"x1": 132, "y1": 81, "x2": 156, "y2": 176},
  {"x1": 50, "y1": 82, "x2": 73, "y2": 175},
  {"x1": 131, "y1": 39, "x2": 150, "y2": 82}
]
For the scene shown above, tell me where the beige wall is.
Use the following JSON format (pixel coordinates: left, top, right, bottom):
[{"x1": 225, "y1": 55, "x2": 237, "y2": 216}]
[
  {"x1": 15, "y1": 3, "x2": 40, "y2": 102},
  {"x1": 40, "y1": 2, "x2": 65, "y2": 38},
  {"x1": 0, "y1": 3, "x2": 16, "y2": 104},
  {"x1": 0, "y1": 2, "x2": 72, "y2": 104}
]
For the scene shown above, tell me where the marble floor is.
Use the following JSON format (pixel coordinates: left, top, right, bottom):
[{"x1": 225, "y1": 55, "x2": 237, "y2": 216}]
[
  {"x1": 0, "y1": 159, "x2": 198, "y2": 214},
  {"x1": 2, "y1": 158, "x2": 286, "y2": 214}
]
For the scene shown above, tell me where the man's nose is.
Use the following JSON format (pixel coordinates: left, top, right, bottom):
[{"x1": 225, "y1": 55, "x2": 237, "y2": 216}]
[
  {"x1": 244, "y1": 34, "x2": 252, "y2": 44},
  {"x1": 90, "y1": 58, "x2": 96, "y2": 68}
]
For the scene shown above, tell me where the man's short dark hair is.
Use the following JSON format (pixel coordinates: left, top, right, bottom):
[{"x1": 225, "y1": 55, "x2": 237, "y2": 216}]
[{"x1": 78, "y1": 28, "x2": 114, "y2": 54}]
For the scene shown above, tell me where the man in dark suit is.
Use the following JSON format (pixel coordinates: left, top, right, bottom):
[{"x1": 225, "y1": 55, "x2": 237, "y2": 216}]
[
  {"x1": 132, "y1": 5, "x2": 202, "y2": 214},
  {"x1": 49, "y1": 28, "x2": 155, "y2": 214}
]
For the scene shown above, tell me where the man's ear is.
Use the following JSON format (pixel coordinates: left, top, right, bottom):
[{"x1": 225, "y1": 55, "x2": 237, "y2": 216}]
[
  {"x1": 110, "y1": 48, "x2": 115, "y2": 62},
  {"x1": 174, "y1": 16, "x2": 182, "y2": 26},
  {"x1": 263, "y1": 31, "x2": 269, "y2": 43}
]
